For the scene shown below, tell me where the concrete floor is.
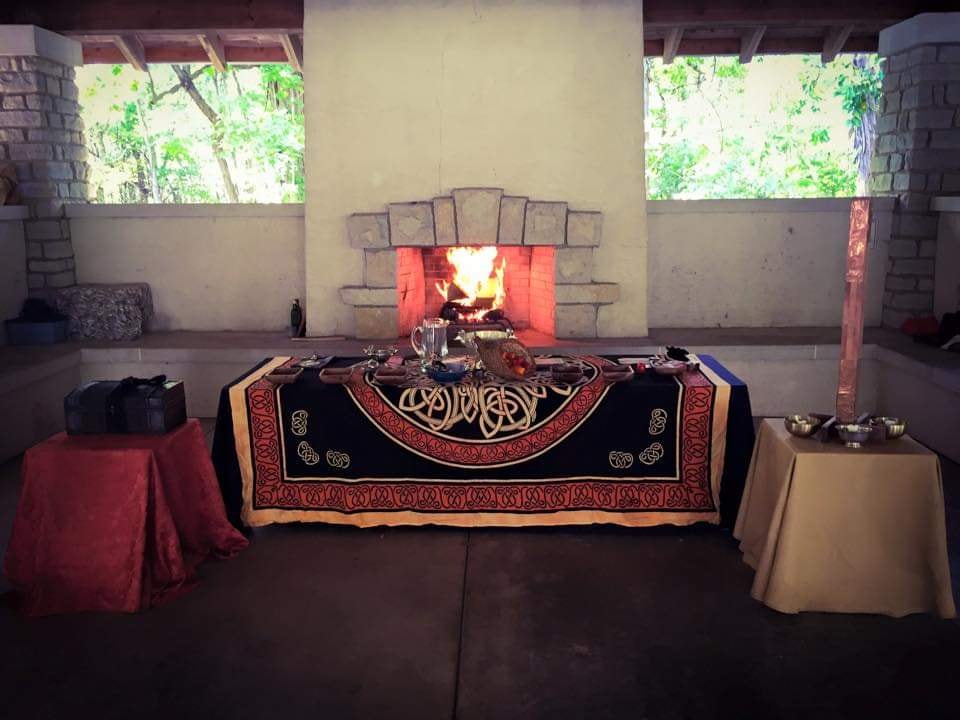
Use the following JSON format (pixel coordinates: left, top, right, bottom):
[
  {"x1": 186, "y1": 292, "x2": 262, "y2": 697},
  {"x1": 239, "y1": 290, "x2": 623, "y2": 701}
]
[{"x1": 0, "y1": 421, "x2": 958, "y2": 720}]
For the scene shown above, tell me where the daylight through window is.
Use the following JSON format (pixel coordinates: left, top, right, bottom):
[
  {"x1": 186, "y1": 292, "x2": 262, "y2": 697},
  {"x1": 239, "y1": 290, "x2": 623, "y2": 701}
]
[
  {"x1": 76, "y1": 63, "x2": 304, "y2": 203},
  {"x1": 645, "y1": 54, "x2": 882, "y2": 200}
]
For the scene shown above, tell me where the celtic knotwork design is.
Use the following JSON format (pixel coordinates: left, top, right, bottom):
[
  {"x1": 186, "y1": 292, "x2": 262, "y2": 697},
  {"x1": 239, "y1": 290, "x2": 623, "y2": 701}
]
[
  {"x1": 325, "y1": 449, "x2": 351, "y2": 469},
  {"x1": 637, "y1": 442, "x2": 665, "y2": 466},
  {"x1": 608, "y1": 450, "x2": 634, "y2": 469},
  {"x1": 392, "y1": 359, "x2": 591, "y2": 440},
  {"x1": 297, "y1": 440, "x2": 320, "y2": 465},
  {"x1": 291, "y1": 410, "x2": 308, "y2": 436},
  {"x1": 648, "y1": 408, "x2": 667, "y2": 435}
]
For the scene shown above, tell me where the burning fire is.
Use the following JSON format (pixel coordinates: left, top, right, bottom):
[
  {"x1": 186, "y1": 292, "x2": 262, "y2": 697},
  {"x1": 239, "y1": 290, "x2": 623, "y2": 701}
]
[{"x1": 435, "y1": 246, "x2": 506, "y2": 322}]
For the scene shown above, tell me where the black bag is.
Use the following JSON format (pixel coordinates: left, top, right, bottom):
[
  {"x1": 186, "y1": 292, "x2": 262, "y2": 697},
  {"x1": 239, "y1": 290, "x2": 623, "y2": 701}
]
[{"x1": 64, "y1": 375, "x2": 186, "y2": 435}]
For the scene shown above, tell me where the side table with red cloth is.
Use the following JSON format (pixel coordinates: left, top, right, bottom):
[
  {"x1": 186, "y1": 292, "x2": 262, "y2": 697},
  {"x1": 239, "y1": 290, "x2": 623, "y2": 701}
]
[{"x1": 4, "y1": 419, "x2": 247, "y2": 616}]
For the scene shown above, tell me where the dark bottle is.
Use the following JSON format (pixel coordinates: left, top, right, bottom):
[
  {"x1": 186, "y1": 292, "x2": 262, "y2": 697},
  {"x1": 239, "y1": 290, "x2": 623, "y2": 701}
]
[{"x1": 290, "y1": 299, "x2": 303, "y2": 338}]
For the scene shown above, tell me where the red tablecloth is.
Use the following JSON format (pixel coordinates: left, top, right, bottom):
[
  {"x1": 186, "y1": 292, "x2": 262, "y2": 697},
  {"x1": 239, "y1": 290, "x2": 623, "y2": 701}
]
[{"x1": 4, "y1": 419, "x2": 247, "y2": 616}]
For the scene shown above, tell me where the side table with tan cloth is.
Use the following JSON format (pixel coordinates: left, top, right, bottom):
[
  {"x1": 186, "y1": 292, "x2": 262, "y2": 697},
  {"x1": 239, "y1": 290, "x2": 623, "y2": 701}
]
[{"x1": 734, "y1": 419, "x2": 956, "y2": 618}]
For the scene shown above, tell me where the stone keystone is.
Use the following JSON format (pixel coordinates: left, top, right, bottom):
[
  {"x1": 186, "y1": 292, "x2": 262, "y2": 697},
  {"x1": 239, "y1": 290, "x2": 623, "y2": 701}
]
[{"x1": 453, "y1": 188, "x2": 502, "y2": 245}]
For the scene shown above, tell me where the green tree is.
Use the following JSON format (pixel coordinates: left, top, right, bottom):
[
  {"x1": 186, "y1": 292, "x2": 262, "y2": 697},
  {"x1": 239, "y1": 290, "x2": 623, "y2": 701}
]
[
  {"x1": 78, "y1": 63, "x2": 305, "y2": 203},
  {"x1": 644, "y1": 54, "x2": 882, "y2": 200}
]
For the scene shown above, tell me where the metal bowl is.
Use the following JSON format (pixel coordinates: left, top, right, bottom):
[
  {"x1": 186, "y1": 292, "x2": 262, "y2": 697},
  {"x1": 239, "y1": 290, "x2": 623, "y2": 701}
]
[
  {"x1": 836, "y1": 423, "x2": 873, "y2": 448},
  {"x1": 871, "y1": 416, "x2": 907, "y2": 440},
  {"x1": 784, "y1": 414, "x2": 820, "y2": 437}
]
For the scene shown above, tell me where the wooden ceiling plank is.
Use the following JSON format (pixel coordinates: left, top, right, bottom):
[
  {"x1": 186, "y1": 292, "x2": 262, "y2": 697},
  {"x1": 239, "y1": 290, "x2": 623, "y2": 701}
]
[
  {"x1": 663, "y1": 28, "x2": 684, "y2": 64},
  {"x1": 197, "y1": 32, "x2": 227, "y2": 71},
  {"x1": 112, "y1": 34, "x2": 148, "y2": 72},
  {"x1": 279, "y1": 33, "x2": 304, "y2": 73},
  {"x1": 82, "y1": 45, "x2": 289, "y2": 65},
  {"x1": 739, "y1": 26, "x2": 767, "y2": 63},
  {"x1": 822, "y1": 24, "x2": 855, "y2": 63}
]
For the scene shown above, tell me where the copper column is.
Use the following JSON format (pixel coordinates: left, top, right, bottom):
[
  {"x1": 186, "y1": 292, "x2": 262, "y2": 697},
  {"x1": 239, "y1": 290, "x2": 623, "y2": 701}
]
[{"x1": 836, "y1": 198, "x2": 871, "y2": 423}]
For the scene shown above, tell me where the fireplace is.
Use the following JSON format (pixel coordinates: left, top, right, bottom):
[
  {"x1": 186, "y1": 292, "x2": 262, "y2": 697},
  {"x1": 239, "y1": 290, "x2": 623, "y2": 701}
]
[
  {"x1": 397, "y1": 245, "x2": 556, "y2": 337},
  {"x1": 339, "y1": 187, "x2": 619, "y2": 339}
]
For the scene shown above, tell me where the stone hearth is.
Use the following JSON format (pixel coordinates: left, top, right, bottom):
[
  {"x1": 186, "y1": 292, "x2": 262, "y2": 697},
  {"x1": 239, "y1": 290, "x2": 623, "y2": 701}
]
[{"x1": 339, "y1": 188, "x2": 619, "y2": 339}]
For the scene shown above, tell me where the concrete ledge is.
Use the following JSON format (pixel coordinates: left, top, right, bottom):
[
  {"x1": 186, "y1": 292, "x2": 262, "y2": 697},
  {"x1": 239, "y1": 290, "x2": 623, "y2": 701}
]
[
  {"x1": 0, "y1": 25, "x2": 82, "y2": 66},
  {"x1": 647, "y1": 197, "x2": 896, "y2": 215},
  {"x1": 65, "y1": 204, "x2": 305, "y2": 219},
  {"x1": 878, "y1": 13, "x2": 960, "y2": 57}
]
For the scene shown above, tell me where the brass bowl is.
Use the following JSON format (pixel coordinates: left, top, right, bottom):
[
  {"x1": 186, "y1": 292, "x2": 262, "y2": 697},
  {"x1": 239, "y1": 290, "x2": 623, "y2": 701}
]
[
  {"x1": 871, "y1": 416, "x2": 907, "y2": 440},
  {"x1": 784, "y1": 414, "x2": 820, "y2": 437},
  {"x1": 836, "y1": 423, "x2": 873, "y2": 448}
]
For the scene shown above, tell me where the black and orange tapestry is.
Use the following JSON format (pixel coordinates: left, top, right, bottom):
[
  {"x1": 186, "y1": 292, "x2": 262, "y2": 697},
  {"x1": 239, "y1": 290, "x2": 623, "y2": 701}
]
[{"x1": 213, "y1": 355, "x2": 754, "y2": 528}]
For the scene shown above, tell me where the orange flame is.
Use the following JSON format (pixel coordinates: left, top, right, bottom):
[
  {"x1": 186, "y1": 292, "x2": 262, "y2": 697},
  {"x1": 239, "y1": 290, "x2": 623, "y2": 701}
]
[{"x1": 435, "y1": 246, "x2": 506, "y2": 321}]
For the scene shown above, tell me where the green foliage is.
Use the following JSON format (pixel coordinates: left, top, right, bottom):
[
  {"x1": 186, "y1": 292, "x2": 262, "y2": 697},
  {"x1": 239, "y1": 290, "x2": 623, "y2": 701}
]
[
  {"x1": 77, "y1": 63, "x2": 305, "y2": 203},
  {"x1": 645, "y1": 54, "x2": 881, "y2": 199}
]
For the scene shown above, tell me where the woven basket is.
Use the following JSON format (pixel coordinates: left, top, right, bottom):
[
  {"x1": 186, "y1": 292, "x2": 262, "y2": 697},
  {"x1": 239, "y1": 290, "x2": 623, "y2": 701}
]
[{"x1": 477, "y1": 338, "x2": 535, "y2": 380}]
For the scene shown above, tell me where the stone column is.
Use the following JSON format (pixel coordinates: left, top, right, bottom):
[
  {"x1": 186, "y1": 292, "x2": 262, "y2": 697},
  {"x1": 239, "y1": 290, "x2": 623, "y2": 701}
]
[
  {"x1": 0, "y1": 26, "x2": 87, "y2": 298},
  {"x1": 869, "y1": 14, "x2": 960, "y2": 328}
]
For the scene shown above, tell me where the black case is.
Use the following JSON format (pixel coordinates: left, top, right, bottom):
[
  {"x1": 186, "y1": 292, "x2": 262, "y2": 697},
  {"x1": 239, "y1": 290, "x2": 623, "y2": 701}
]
[{"x1": 64, "y1": 377, "x2": 186, "y2": 435}]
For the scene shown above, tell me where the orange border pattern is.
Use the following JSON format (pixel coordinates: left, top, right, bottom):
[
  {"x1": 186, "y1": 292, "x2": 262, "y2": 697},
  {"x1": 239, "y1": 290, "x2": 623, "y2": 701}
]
[{"x1": 242, "y1": 364, "x2": 716, "y2": 515}]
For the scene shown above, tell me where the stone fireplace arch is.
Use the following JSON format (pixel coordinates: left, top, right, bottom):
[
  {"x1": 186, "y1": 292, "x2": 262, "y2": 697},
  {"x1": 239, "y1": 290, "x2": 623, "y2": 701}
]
[{"x1": 339, "y1": 187, "x2": 618, "y2": 339}]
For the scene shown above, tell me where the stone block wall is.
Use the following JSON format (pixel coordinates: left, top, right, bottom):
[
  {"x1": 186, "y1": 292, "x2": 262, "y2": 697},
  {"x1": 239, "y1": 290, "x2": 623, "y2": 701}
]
[
  {"x1": 0, "y1": 53, "x2": 87, "y2": 296},
  {"x1": 870, "y1": 41, "x2": 960, "y2": 328}
]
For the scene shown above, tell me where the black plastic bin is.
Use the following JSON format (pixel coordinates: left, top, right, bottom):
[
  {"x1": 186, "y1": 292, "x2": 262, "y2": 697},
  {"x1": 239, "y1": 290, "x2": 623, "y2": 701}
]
[{"x1": 4, "y1": 318, "x2": 69, "y2": 345}]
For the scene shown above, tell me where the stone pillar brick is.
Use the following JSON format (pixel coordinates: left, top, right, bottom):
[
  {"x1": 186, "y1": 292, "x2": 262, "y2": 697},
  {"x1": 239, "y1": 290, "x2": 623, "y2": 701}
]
[
  {"x1": 388, "y1": 202, "x2": 435, "y2": 246},
  {"x1": 555, "y1": 305, "x2": 598, "y2": 339},
  {"x1": 870, "y1": 25, "x2": 960, "y2": 327},
  {"x1": 452, "y1": 188, "x2": 502, "y2": 245},
  {"x1": 1, "y1": 27, "x2": 87, "y2": 299},
  {"x1": 364, "y1": 249, "x2": 397, "y2": 288}
]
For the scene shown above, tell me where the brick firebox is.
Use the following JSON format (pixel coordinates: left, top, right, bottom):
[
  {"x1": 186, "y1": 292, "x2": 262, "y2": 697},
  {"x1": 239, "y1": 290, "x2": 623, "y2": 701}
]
[
  {"x1": 339, "y1": 187, "x2": 619, "y2": 339},
  {"x1": 396, "y1": 245, "x2": 556, "y2": 336}
]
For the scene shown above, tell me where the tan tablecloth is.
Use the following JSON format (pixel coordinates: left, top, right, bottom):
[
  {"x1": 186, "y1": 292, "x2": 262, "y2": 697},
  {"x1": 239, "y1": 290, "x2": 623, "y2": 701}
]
[{"x1": 734, "y1": 419, "x2": 956, "y2": 618}]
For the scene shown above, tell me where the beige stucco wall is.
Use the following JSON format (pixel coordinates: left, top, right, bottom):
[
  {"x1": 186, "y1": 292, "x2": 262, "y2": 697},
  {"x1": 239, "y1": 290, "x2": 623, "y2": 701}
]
[
  {"x1": 0, "y1": 210, "x2": 28, "y2": 343},
  {"x1": 62, "y1": 200, "x2": 898, "y2": 332},
  {"x1": 647, "y1": 200, "x2": 891, "y2": 327},
  {"x1": 68, "y1": 206, "x2": 304, "y2": 332},
  {"x1": 303, "y1": 0, "x2": 648, "y2": 337}
]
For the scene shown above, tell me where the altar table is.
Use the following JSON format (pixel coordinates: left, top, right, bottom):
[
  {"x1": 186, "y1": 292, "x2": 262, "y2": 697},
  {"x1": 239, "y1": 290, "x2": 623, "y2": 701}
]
[
  {"x1": 4, "y1": 419, "x2": 247, "y2": 616},
  {"x1": 735, "y1": 419, "x2": 956, "y2": 618},
  {"x1": 213, "y1": 354, "x2": 754, "y2": 529}
]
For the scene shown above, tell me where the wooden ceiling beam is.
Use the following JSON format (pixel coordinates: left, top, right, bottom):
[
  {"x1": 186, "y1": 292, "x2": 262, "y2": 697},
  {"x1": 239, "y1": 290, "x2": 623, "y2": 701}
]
[
  {"x1": 662, "y1": 28, "x2": 684, "y2": 65},
  {"x1": 279, "y1": 33, "x2": 304, "y2": 74},
  {"x1": 822, "y1": 25, "x2": 855, "y2": 63},
  {"x1": 0, "y1": 0, "x2": 303, "y2": 32},
  {"x1": 112, "y1": 34, "x2": 148, "y2": 72},
  {"x1": 643, "y1": 35, "x2": 877, "y2": 59},
  {"x1": 739, "y1": 27, "x2": 767, "y2": 64},
  {"x1": 197, "y1": 32, "x2": 227, "y2": 72},
  {"x1": 82, "y1": 44, "x2": 289, "y2": 65}
]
